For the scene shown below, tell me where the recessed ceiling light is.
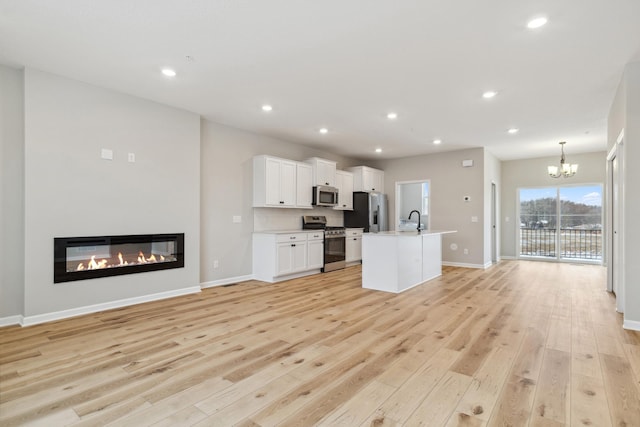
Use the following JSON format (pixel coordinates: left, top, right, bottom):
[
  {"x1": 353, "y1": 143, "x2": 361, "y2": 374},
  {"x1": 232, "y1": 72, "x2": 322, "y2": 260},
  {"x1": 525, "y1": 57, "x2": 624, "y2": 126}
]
[
  {"x1": 319, "y1": 128, "x2": 328, "y2": 134},
  {"x1": 262, "y1": 104, "x2": 273, "y2": 112},
  {"x1": 375, "y1": 148, "x2": 382, "y2": 153},
  {"x1": 161, "y1": 68, "x2": 176, "y2": 77},
  {"x1": 387, "y1": 112, "x2": 398, "y2": 120},
  {"x1": 508, "y1": 128, "x2": 519, "y2": 134},
  {"x1": 433, "y1": 139, "x2": 442, "y2": 145},
  {"x1": 527, "y1": 16, "x2": 548, "y2": 29},
  {"x1": 482, "y1": 91, "x2": 497, "y2": 99}
]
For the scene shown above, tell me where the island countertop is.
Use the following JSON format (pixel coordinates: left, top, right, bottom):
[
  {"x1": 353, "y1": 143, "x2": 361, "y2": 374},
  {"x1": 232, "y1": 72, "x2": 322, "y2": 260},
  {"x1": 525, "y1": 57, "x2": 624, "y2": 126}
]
[
  {"x1": 363, "y1": 230, "x2": 457, "y2": 237},
  {"x1": 362, "y1": 230, "x2": 457, "y2": 293}
]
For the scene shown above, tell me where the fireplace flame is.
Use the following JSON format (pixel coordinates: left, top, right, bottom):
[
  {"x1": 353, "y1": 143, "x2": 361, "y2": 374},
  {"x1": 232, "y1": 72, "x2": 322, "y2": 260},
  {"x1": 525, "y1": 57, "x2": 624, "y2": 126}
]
[{"x1": 74, "y1": 250, "x2": 169, "y2": 271}]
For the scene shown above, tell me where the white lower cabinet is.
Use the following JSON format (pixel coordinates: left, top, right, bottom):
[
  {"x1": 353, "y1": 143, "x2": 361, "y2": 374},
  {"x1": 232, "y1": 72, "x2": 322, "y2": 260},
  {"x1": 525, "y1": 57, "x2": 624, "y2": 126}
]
[
  {"x1": 307, "y1": 233, "x2": 324, "y2": 269},
  {"x1": 276, "y1": 240, "x2": 307, "y2": 276},
  {"x1": 253, "y1": 231, "x2": 324, "y2": 282},
  {"x1": 345, "y1": 228, "x2": 364, "y2": 264}
]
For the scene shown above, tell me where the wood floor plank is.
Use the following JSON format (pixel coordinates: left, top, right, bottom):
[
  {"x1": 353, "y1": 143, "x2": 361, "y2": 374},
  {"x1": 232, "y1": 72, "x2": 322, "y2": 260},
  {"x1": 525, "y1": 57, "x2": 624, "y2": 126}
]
[
  {"x1": 530, "y1": 348, "x2": 571, "y2": 426},
  {"x1": 315, "y1": 379, "x2": 397, "y2": 426},
  {"x1": 599, "y1": 353, "x2": 640, "y2": 427},
  {"x1": 401, "y1": 370, "x2": 473, "y2": 426},
  {"x1": 371, "y1": 348, "x2": 460, "y2": 424},
  {"x1": 570, "y1": 373, "x2": 612, "y2": 427},
  {"x1": 1, "y1": 261, "x2": 637, "y2": 427}
]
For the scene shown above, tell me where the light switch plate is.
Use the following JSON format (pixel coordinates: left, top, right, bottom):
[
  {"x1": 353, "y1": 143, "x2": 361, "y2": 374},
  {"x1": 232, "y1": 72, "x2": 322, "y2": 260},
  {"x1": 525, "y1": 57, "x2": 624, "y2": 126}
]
[
  {"x1": 128, "y1": 153, "x2": 135, "y2": 163},
  {"x1": 471, "y1": 216, "x2": 478, "y2": 222},
  {"x1": 101, "y1": 148, "x2": 113, "y2": 160},
  {"x1": 232, "y1": 215, "x2": 242, "y2": 223}
]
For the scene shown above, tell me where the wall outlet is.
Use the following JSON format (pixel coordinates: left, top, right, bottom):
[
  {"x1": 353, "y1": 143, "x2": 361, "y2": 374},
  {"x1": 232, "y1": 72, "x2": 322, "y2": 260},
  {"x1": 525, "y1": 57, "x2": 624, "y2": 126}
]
[
  {"x1": 232, "y1": 215, "x2": 242, "y2": 223},
  {"x1": 463, "y1": 248, "x2": 469, "y2": 255},
  {"x1": 471, "y1": 216, "x2": 478, "y2": 222},
  {"x1": 213, "y1": 260, "x2": 219, "y2": 269}
]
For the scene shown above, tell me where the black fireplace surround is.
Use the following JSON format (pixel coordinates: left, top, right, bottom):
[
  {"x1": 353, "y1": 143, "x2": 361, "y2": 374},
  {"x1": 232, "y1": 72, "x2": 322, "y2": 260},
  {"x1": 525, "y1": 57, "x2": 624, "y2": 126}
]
[{"x1": 54, "y1": 233, "x2": 184, "y2": 283}]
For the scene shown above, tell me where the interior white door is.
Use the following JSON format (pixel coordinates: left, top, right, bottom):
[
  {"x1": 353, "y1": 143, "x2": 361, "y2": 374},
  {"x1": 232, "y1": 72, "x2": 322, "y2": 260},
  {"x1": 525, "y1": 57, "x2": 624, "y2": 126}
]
[{"x1": 612, "y1": 154, "x2": 619, "y2": 297}]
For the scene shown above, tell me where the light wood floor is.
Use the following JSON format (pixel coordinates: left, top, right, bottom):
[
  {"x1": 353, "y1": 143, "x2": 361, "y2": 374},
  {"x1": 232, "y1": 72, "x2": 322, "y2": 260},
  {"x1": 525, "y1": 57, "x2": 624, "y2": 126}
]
[{"x1": 1, "y1": 261, "x2": 639, "y2": 426}]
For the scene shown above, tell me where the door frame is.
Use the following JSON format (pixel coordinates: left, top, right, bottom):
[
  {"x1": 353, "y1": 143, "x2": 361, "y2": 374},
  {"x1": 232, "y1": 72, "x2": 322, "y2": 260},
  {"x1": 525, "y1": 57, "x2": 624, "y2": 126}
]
[
  {"x1": 491, "y1": 182, "x2": 498, "y2": 263},
  {"x1": 606, "y1": 129, "x2": 625, "y2": 313}
]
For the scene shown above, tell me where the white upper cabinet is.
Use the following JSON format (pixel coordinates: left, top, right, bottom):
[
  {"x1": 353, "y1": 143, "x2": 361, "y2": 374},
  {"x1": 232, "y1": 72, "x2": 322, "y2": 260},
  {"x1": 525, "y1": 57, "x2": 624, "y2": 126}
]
[
  {"x1": 253, "y1": 155, "x2": 297, "y2": 207},
  {"x1": 348, "y1": 166, "x2": 384, "y2": 193},
  {"x1": 334, "y1": 170, "x2": 354, "y2": 211},
  {"x1": 305, "y1": 157, "x2": 337, "y2": 187},
  {"x1": 295, "y1": 162, "x2": 313, "y2": 209}
]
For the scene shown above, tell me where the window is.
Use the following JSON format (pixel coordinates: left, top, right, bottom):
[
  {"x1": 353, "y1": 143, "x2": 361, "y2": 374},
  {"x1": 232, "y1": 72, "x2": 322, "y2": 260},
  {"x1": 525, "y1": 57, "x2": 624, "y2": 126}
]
[{"x1": 519, "y1": 185, "x2": 602, "y2": 261}]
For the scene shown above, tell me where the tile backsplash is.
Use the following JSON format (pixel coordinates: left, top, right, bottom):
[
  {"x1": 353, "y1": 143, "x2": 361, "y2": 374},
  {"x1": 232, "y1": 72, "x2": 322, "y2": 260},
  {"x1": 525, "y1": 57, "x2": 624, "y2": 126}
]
[{"x1": 253, "y1": 207, "x2": 344, "y2": 232}]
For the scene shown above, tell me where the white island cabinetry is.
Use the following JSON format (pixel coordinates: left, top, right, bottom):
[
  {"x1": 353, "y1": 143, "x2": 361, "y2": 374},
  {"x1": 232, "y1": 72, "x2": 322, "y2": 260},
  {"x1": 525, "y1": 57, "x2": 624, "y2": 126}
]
[
  {"x1": 362, "y1": 231, "x2": 456, "y2": 293},
  {"x1": 253, "y1": 230, "x2": 324, "y2": 283}
]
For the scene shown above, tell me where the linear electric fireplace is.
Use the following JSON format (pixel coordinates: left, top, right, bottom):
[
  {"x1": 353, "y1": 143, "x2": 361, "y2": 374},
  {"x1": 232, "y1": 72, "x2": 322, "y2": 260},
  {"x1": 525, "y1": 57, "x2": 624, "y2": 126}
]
[{"x1": 54, "y1": 233, "x2": 184, "y2": 283}]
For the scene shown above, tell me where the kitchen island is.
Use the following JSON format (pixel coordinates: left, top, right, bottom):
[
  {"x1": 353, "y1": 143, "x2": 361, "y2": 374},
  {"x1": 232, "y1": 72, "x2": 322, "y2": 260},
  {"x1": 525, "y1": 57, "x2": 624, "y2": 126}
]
[{"x1": 362, "y1": 230, "x2": 456, "y2": 293}]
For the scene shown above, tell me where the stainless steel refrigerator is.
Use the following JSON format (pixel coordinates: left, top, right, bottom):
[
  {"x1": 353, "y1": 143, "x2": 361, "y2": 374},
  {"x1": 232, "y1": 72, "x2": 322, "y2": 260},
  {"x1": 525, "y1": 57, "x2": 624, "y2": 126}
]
[{"x1": 344, "y1": 191, "x2": 388, "y2": 232}]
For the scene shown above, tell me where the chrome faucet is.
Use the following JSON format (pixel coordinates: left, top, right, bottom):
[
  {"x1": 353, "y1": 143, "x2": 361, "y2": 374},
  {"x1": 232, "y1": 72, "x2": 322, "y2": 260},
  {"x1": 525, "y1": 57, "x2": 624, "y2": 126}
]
[{"x1": 408, "y1": 210, "x2": 421, "y2": 231}]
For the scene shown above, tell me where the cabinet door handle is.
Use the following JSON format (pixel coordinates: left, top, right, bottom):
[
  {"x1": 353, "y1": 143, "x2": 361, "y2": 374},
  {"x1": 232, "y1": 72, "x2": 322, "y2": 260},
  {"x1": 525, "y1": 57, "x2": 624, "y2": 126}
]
[
  {"x1": 291, "y1": 244, "x2": 296, "y2": 247},
  {"x1": 279, "y1": 201, "x2": 284, "y2": 204},
  {"x1": 290, "y1": 236, "x2": 295, "y2": 239}
]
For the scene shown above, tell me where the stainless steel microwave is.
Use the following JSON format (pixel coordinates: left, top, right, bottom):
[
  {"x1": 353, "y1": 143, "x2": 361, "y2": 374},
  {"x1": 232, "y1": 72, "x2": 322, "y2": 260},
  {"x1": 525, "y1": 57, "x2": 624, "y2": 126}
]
[{"x1": 312, "y1": 185, "x2": 339, "y2": 207}]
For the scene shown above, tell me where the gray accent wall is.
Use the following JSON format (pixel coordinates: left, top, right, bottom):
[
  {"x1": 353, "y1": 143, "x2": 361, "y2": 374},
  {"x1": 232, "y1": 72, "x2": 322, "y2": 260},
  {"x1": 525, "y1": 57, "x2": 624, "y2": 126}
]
[
  {"x1": 21, "y1": 69, "x2": 201, "y2": 317},
  {"x1": 0, "y1": 65, "x2": 25, "y2": 318},
  {"x1": 608, "y1": 61, "x2": 640, "y2": 327},
  {"x1": 374, "y1": 148, "x2": 487, "y2": 267},
  {"x1": 500, "y1": 151, "x2": 606, "y2": 258}
]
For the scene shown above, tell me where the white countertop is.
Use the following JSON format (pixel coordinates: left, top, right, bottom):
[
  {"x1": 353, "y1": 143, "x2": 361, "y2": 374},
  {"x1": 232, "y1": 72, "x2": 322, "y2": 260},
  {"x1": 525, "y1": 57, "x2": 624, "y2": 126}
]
[
  {"x1": 364, "y1": 230, "x2": 457, "y2": 237},
  {"x1": 253, "y1": 229, "x2": 325, "y2": 234}
]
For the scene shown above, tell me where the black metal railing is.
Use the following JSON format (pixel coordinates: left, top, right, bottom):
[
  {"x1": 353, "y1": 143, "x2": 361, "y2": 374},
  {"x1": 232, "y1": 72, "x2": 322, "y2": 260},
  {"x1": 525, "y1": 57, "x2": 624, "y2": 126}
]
[{"x1": 520, "y1": 228, "x2": 602, "y2": 260}]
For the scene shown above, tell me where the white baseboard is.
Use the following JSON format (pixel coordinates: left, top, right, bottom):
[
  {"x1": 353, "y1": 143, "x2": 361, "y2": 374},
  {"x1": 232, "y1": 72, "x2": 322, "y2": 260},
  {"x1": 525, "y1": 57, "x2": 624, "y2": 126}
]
[
  {"x1": 442, "y1": 261, "x2": 488, "y2": 269},
  {"x1": 201, "y1": 274, "x2": 255, "y2": 288},
  {"x1": 623, "y1": 319, "x2": 640, "y2": 331},
  {"x1": 20, "y1": 286, "x2": 201, "y2": 327},
  {"x1": 500, "y1": 255, "x2": 517, "y2": 260},
  {"x1": 0, "y1": 315, "x2": 24, "y2": 327}
]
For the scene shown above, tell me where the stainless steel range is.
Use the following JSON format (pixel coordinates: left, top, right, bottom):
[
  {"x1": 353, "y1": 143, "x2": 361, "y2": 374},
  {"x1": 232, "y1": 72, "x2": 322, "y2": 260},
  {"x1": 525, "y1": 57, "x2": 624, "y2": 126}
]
[{"x1": 302, "y1": 216, "x2": 346, "y2": 272}]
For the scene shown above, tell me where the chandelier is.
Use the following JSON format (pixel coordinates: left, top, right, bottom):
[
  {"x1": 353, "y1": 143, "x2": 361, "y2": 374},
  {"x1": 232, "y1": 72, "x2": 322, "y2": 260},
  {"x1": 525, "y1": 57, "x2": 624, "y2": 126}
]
[{"x1": 548, "y1": 141, "x2": 578, "y2": 178}]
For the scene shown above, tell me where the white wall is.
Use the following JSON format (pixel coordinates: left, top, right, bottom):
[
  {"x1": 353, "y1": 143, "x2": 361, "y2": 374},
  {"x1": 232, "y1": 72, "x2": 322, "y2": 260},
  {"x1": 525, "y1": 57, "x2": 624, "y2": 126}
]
[
  {"x1": 500, "y1": 151, "x2": 606, "y2": 258},
  {"x1": 200, "y1": 120, "x2": 361, "y2": 284},
  {"x1": 0, "y1": 65, "x2": 25, "y2": 319},
  {"x1": 374, "y1": 148, "x2": 486, "y2": 267},
  {"x1": 608, "y1": 61, "x2": 640, "y2": 328},
  {"x1": 22, "y1": 69, "x2": 201, "y2": 318}
]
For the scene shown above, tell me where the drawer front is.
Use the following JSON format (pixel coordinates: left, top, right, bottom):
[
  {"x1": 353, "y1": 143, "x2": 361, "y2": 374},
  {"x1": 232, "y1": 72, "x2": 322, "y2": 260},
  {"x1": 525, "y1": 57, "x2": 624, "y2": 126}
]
[
  {"x1": 276, "y1": 233, "x2": 308, "y2": 243},
  {"x1": 307, "y1": 231, "x2": 324, "y2": 241},
  {"x1": 346, "y1": 228, "x2": 364, "y2": 237}
]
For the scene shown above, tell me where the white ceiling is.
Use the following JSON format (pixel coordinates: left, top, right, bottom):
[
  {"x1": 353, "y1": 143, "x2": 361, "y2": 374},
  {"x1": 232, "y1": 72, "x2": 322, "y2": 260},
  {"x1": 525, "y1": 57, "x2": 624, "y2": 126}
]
[{"x1": 1, "y1": 0, "x2": 639, "y2": 160}]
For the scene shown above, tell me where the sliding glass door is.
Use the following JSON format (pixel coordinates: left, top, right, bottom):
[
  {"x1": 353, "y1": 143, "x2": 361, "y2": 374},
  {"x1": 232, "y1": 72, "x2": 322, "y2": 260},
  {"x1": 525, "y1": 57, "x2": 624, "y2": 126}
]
[{"x1": 519, "y1": 185, "x2": 602, "y2": 262}]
